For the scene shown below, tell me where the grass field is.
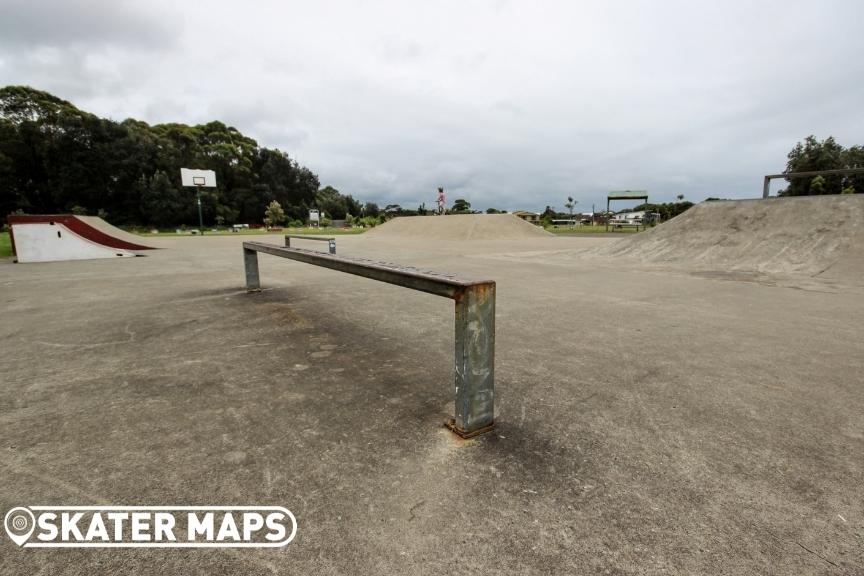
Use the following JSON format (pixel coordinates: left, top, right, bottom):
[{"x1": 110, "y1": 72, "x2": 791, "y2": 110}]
[
  {"x1": 0, "y1": 231, "x2": 10, "y2": 258},
  {"x1": 131, "y1": 226, "x2": 367, "y2": 237},
  {"x1": 546, "y1": 224, "x2": 643, "y2": 234}
]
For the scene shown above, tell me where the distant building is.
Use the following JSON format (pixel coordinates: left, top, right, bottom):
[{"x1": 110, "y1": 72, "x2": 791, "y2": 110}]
[
  {"x1": 609, "y1": 211, "x2": 646, "y2": 225},
  {"x1": 609, "y1": 210, "x2": 659, "y2": 226},
  {"x1": 513, "y1": 210, "x2": 541, "y2": 225}
]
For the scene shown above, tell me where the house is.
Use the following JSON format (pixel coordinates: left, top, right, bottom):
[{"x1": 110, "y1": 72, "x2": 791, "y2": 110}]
[
  {"x1": 609, "y1": 211, "x2": 647, "y2": 225},
  {"x1": 513, "y1": 210, "x2": 541, "y2": 225},
  {"x1": 609, "y1": 210, "x2": 659, "y2": 226}
]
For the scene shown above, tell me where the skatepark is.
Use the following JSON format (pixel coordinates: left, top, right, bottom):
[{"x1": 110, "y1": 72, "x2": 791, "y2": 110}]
[{"x1": 1, "y1": 196, "x2": 862, "y2": 574}]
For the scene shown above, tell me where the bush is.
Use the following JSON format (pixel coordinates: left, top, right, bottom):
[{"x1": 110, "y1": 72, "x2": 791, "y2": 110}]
[{"x1": 263, "y1": 200, "x2": 285, "y2": 228}]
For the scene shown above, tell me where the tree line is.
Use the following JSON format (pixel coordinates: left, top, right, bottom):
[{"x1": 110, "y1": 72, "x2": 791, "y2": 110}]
[
  {"x1": 779, "y1": 136, "x2": 863, "y2": 196},
  {"x1": 0, "y1": 86, "x2": 363, "y2": 227},
  {"x1": 3, "y1": 86, "x2": 859, "y2": 230}
]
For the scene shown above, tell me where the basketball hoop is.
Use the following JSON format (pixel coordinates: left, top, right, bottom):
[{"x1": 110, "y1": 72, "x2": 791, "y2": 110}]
[{"x1": 181, "y1": 168, "x2": 217, "y2": 233}]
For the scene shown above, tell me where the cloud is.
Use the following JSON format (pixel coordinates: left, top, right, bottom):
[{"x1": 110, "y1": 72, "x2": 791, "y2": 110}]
[
  {"x1": 0, "y1": 0, "x2": 183, "y2": 107},
  {"x1": 1, "y1": 0, "x2": 863, "y2": 210},
  {"x1": 0, "y1": 0, "x2": 181, "y2": 50}
]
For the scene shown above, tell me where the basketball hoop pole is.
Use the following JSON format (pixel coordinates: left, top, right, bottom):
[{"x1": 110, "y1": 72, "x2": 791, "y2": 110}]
[
  {"x1": 195, "y1": 184, "x2": 204, "y2": 234},
  {"x1": 180, "y1": 169, "x2": 215, "y2": 234}
]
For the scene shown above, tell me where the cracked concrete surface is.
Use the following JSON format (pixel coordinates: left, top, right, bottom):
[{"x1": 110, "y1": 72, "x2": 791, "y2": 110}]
[{"x1": 0, "y1": 228, "x2": 862, "y2": 575}]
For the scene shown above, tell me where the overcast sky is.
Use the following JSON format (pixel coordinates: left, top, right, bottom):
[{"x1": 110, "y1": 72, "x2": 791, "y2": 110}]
[{"x1": 2, "y1": 0, "x2": 863, "y2": 212}]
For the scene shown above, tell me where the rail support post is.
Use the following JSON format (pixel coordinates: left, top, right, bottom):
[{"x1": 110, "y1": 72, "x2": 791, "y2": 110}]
[
  {"x1": 449, "y1": 283, "x2": 496, "y2": 438},
  {"x1": 244, "y1": 247, "x2": 261, "y2": 291}
]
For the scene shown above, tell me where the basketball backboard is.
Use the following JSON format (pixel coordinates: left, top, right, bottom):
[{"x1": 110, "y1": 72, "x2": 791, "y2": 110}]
[{"x1": 181, "y1": 168, "x2": 217, "y2": 187}]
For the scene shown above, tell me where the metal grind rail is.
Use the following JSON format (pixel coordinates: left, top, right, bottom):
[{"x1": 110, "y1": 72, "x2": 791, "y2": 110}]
[
  {"x1": 242, "y1": 241, "x2": 496, "y2": 438},
  {"x1": 284, "y1": 234, "x2": 336, "y2": 254}
]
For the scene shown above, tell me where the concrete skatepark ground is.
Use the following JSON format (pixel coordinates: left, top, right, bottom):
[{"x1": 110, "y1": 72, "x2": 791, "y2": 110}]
[{"x1": 1, "y1": 199, "x2": 862, "y2": 574}]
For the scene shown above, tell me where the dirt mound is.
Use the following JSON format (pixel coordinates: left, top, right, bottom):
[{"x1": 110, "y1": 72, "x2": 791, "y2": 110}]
[
  {"x1": 366, "y1": 214, "x2": 552, "y2": 241},
  {"x1": 590, "y1": 195, "x2": 864, "y2": 279}
]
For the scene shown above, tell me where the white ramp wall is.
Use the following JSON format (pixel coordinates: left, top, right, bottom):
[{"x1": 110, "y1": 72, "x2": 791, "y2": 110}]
[{"x1": 12, "y1": 223, "x2": 139, "y2": 263}]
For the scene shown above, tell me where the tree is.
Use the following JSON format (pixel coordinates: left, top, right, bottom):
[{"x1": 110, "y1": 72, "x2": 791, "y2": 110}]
[
  {"x1": 0, "y1": 85, "x2": 329, "y2": 226},
  {"x1": 344, "y1": 195, "x2": 362, "y2": 217},
  {"x1": 263, "y1": 200, "x2": 285, "y2": 228},
  {"x1": 316, "y1": 185, "x2": 348, "y2": 219},
  {"x1": 633, "y1": 201, "x2": 694, "y2": 221},
  {"x1": 363, "y1": 202, "x2": 380, "y2": 217},
  {"x1": 539, "y1": 205, "x2": 557, "y2": 227},
  {"x1": 841, "y1": 144, "x2": 864, "y2": 194},
  {"x1": 780, "y1": 135, "x2": 846, "y2": 195},
  {"x1": 141, "y1": 171, "x2": 186, "y2": 226},
  {"x1": 451, "y1": 198, "x2": 472, "y2": 213},
  {"x1": 676, "y1": 194, "x2": 684, "y2": 201},
  {"x1": 564, "y1": 196, "x2": 577, "y2": 222},
  {"x1": 809, "y1": 175, "x2": 826, "y2": 194}
]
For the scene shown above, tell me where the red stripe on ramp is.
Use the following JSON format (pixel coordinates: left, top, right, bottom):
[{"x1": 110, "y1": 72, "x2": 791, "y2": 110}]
[{"x1": 7, "y1": 215, "x2": 157, "y2": 251}]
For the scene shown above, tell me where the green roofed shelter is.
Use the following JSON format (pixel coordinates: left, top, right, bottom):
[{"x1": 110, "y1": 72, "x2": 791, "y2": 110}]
[
  {"x1": 608, "y1": 190, "x2": 648, "y2": 201},
  {"x1": 607, "y1": 190, "x2": 648, "y2": 231}
]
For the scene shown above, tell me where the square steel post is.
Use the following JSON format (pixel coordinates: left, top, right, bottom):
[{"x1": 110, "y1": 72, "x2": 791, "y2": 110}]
[
  {"x1": 244, "y1": 247, "x2": 261, "y2": 291},
  {"x1": 329, "y1": 239, "x2": 336, "y2": 254},
  {"x1": 449, "y1": 283, "x2": 495, "y2": 437},
  {"x1": 285, "y1": 236, "x2": 291, "y2": 247}
]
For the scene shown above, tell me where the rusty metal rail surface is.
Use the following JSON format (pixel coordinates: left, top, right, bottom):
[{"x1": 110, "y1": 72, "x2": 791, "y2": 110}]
[
  {"x1": 242, "y1": 241, "x2": 495, "y2": 437},
  {"x1": 284, "y1": 234, "x2": 336, "y2": 254}
]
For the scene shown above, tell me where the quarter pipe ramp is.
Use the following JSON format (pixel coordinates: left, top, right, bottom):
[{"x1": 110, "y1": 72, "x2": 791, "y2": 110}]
[{"x1": 7, "y1": 215, "x2": 157, "y2": 263}]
